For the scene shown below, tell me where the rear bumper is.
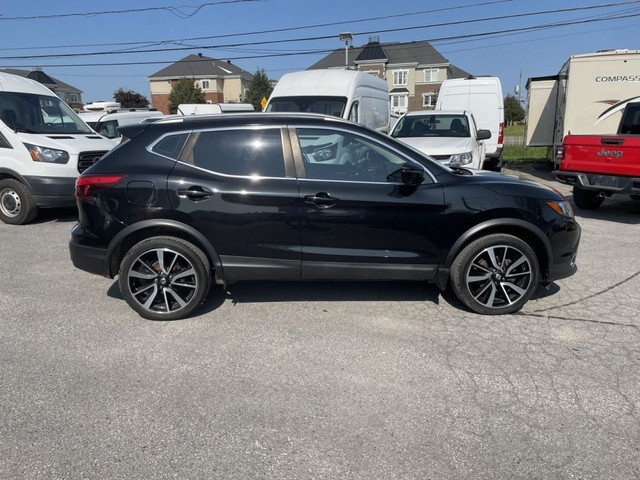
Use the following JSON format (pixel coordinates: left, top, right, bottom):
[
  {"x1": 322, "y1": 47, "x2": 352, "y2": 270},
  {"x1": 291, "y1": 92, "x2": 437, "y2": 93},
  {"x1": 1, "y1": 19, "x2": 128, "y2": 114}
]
[
  {"x1": 69, "y1": 224, "x2": 110, "y2": 278},
  {"x1": 553, "y1": 170, "x2": 640, "y2": 194}
]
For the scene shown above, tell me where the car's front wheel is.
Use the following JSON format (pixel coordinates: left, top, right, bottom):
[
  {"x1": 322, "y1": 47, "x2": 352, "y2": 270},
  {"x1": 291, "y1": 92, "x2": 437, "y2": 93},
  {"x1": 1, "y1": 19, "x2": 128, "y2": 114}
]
[
  {"x1": 119, "y1": 236, "x2": 211, "y2": 320},
  {"x1": 450, "y1": 234, "x2": 540, "y2": 315}
]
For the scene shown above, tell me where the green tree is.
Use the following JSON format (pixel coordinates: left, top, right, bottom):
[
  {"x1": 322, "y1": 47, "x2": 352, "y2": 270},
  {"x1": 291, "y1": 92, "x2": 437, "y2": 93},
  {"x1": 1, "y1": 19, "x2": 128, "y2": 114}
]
[
  {"x1": 504, "y1": 94, "x2": 525, "y2": 125},
  {"x1": 113, "y1": 88, "x2": 150, "y2": 108},
  {"x1": 168, "y1": 78, "x2": 206, "y2": 114},
  {"x1": 243, "y1": 68, "x2": 272, "y2": 111}
]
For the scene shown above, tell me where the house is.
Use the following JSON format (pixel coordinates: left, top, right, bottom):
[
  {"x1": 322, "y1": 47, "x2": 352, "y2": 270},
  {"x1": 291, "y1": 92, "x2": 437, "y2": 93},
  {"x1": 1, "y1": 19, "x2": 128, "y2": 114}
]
[
  {"x1": 308, "y1": 38, "x2": 470, "y2": 114},
  {"x1": 147, "y1": 54, "x2": 254, "y2": 114},
  {"x1": 0, "y1": 68, "x2": 84, "y2": 110}
]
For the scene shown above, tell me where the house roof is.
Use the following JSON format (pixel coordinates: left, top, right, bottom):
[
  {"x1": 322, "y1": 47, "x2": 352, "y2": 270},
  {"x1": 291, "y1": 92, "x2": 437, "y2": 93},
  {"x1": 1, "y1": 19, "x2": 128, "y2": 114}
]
[
  {"x1": 355, "y1": 41, "x2": 388, "y2": 62},
  {"x1": 447, "y1": 64, "x2": 471, "y2": 79},
  {"x1": 148, "y1": 54, "x2": 253, "y2": 81},
  {"x1": 309, "y1": 40, "x2": 454, "y2": 69},
  {"x1": 0, "y1": 68, "x2": 83, "y2": 93}
]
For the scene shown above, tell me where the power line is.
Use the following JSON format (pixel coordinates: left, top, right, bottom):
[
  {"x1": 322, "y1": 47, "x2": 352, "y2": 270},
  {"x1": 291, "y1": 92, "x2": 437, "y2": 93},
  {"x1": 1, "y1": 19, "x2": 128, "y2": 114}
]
[
  {"x1": 2, "y1": 10, "x2": 637, "y2": 70},
  {"x1": 0, "y1": 0, "x2": 262, "y2": 21},
  {"x1": 0, "y1": 0, "x2": 637, "y2": 62},
  {"x1": 0, "y1": 0, "x2": 511, "y2": 52}
]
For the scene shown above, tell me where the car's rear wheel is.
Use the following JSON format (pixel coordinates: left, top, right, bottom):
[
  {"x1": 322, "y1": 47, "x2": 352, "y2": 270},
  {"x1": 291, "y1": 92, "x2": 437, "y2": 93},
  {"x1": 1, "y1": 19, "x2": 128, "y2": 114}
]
[
  {"x1": 450, "y1": 234, "x2": 539, "y2": 315},
  {"x1": 0, "y1": 179, "x2": 38, "y2": 225},
  {"x1": 573, "y1": 186, "x2": 604, "y2": 209},
  {"x1": 119, "y1": 236, "x2": 211, "y2": 320}
]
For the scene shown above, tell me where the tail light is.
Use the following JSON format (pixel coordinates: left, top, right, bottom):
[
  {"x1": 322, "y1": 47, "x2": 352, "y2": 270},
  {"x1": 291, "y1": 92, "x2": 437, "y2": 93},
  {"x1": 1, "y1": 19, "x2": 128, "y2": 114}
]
[
  {"x1": 75, "y1": 174, "x2": 126, "y2": 202},
  {"x1": 498, "y1": 122, "x2": 504, "y2": 145},
  {"x1": 556, "y1": 146, "x2": 564, "y2": 162}
]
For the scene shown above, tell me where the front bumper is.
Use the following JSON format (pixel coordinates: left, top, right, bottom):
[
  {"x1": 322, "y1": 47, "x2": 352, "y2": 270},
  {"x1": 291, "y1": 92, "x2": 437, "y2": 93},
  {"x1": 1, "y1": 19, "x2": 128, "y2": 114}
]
[
  {"x1": 24, "y1": 175, "x2": 77, "y2": 208},
  {"x1": 553, "y1": 170, "x2": 640, "y2": 194}
]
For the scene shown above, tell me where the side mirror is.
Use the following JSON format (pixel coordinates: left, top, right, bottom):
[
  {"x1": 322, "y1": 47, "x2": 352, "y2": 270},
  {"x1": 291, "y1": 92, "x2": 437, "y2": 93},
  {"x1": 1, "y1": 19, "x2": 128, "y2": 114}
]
[
  {"x1": 386, "y1": 163, "x2": 424, "y2": 184},
  {"x1": 400, "y1": 164, "x2": 424, "y2": 185},
  {"x1": 477, "y1": 129, "x2": 492, "y2": 141}
]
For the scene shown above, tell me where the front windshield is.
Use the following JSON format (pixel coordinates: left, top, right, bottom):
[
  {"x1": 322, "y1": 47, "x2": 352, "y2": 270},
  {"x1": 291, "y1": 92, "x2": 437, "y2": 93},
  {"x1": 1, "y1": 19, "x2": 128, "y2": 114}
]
[
  {"x1": 0, "y1": 92, "x2": 92, "y2": 134},
  {"x1": 265, "y1": 96, "x2": 347, "y2": 118},
  {"x1": 392, "y1": 114, "x2": 470, "y2": 139}
]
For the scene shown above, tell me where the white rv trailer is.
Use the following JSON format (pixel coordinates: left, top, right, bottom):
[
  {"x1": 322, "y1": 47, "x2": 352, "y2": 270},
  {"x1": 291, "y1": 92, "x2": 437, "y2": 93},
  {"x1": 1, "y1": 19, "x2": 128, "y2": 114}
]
[{"x1": 525, "y1": 49, "x2": 640, "y2": 155}]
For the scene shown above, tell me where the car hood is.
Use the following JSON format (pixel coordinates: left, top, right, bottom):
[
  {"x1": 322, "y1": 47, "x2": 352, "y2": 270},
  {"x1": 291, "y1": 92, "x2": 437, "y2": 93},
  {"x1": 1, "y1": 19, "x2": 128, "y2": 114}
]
[
  {"x1": 395, "y1": 136, "x2": 473, "y2": 155},
  {"x1": 464, "y1": 169, "x2": 566, "y2": 201}
]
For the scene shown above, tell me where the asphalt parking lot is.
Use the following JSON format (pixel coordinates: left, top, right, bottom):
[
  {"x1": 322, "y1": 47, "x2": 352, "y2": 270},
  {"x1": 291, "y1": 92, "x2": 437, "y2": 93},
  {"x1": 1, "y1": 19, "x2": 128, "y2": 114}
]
[{"x1": 1, "y1": 165, "x2": 639, "y2": 479}]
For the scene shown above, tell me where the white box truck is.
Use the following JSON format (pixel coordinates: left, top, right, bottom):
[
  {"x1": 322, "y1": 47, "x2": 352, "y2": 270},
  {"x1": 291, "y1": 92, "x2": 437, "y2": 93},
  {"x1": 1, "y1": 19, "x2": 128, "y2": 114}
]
[
  {"x1": 435, "y1": 76, "x2": 504, "y2": 171},
  {"x1": 0, "y1": 72, "x2": 115, "y2": 224},
  {"x1": 264, "y1": 69, "x2": 390, "y2": 132},
  {"x1": 525, "y1": 49, "x2": 640, "y2": 160}
]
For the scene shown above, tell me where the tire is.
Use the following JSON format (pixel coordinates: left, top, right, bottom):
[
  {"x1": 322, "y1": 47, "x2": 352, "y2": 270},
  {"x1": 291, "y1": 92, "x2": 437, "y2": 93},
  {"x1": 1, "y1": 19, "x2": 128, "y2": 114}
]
[
  {"x1": 450, "y1": 234, "x2": 540, "y2": 315},
  {"x1": 118, "y1": 236, "x2": 211, "y2": 320},
  {"x1": 0, "y1": 179, "x2": 39, "y2": 225},
  {"x1": 573, "y1": 186, "x2": 604, "y2": 210}
]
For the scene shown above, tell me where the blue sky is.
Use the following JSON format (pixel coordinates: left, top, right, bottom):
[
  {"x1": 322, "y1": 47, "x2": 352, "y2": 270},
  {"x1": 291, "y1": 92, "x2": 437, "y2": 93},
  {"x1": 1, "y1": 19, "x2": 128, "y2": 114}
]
[{"x1": 1, "y1": 0, "x2": 638, "y2": 103}]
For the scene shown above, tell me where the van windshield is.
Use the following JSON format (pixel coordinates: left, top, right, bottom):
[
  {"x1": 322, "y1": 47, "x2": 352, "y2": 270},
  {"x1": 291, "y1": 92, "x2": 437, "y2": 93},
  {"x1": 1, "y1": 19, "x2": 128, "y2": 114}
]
[
  {"x1": 265, "y1": 96, "x2": 347, "y2": 117},
  {"x1": 0, "y1": 92, "x2": 92, "y2": 134}
]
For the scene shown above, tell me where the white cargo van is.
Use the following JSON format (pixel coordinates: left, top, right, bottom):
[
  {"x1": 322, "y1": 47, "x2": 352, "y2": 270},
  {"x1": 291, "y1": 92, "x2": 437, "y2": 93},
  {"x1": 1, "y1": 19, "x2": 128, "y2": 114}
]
[
  {"x1": 436, "y1": 76, "x2": 504, "y2": 171},
  {"x1": 0, "y1": 72, "x2": 115, "y2": 224},
  {"x1": 177, "y1": 103, "x2": 255, "y2": 115},
  {"x1": 93, "y1": 109, "x2": 164, "y2": 140},
  {"x1": 265, "y1": 69, "x2": 390, "y2": 132}
]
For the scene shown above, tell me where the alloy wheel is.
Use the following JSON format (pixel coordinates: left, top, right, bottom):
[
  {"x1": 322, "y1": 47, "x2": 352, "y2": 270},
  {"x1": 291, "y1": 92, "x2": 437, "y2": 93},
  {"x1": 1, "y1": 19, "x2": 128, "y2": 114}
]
[{"x1": 464, "y1": 244, "x2": 533, "y2": 309}]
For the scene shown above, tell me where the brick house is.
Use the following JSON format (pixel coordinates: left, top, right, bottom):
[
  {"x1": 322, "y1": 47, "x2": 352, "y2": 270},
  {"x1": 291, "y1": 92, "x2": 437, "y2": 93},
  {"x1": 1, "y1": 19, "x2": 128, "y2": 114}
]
[
  {"x1": 1, "y1": 68, "x2": 84, "y2": 110},
  {"x1": 307, "y1": 38, "x2": 470, "y2": 115},
  {"x1": 148, "y1": 54, "x2": 254, "y2": 114}
]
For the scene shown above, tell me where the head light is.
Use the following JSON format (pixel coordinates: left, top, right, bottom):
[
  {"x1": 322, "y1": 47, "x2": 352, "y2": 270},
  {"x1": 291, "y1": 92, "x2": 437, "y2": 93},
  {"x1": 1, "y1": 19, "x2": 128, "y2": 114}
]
[
  {"x1": 546, "y1": 200, "x2": 574, "y2": 218},
  {"x1": 24, "y1": 143, "x2": 70, "y2": 164},
  {"x1": 450, "y1": 152, "x2": 473, "y2": 165}
]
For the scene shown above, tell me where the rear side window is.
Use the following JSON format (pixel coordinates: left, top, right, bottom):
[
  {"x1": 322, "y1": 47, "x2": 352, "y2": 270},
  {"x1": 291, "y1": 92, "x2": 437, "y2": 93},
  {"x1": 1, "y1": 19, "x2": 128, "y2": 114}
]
[
  {"x1": 151, "y1": 133, "x2": 188, "y2": 159},
  {"x1": 192, "y1": 128, "x2": 285, "y2": 177}
]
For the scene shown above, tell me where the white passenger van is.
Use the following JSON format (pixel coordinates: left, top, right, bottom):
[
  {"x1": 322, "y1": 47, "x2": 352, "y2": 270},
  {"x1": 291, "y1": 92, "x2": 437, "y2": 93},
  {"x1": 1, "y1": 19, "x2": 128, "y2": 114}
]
[
  {"x1": 436, "y1": 76, "x2": 504, "y2": 171},
  {"x1": 265, "y1": 69, "x2": 390, "y2": 132},
  {"x1": 0, "y1": 72, "x2": 115, "y2": 224}
]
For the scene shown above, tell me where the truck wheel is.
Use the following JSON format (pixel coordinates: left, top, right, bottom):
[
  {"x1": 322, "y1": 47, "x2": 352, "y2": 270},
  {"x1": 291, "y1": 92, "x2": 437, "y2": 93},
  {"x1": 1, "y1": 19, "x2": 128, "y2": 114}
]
[
  {"x1": 572, "y1": 186, "x2": 604, "y2": 209},
  {"x1": 119, "y1": 236, "x2": 211, "y2": 320},
  {"x1": 450, "y1": 234, "x2": 539, "y2": 315},
  {"x1": 0, "y1": 179, "x2": 39, "y2": 225}
]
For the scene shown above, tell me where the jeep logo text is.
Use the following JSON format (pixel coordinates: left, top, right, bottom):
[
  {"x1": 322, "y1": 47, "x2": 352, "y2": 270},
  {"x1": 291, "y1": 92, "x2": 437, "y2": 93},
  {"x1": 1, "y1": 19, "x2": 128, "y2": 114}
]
[{"x1": 596, "y1": 148, "x2": 624, "y2": 158}]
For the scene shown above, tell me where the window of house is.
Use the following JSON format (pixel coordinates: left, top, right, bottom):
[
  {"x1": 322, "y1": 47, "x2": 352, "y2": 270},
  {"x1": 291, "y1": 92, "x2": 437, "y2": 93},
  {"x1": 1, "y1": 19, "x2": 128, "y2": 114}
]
[
  {"x1": 422, "y1": 93, "x2": 437, "y2": 108},
  {"x1": 424, "y1": 68, "x2": 438, "y2": 82},
  {"x1": 391, "y1": 95, "x2": 408, "y2": 110},
  {"x1": 69, "y1": 93, "x2": 80, "y2": 103},
  {"x1": 201, "y1": 80, "x2": 210, "y2": 89},
  {"x1": 191, "y1": 128, "x2": 285, "y2": 178},
  {"x1": 393, "y1": 70, "x2": 408, "y2": 86}
]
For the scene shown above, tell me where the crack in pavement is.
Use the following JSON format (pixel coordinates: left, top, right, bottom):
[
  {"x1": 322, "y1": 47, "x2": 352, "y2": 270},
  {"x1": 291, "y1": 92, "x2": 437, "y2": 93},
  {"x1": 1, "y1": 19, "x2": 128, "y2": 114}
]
[
  {"x1": 518, "y1": 312, "x2": 638, "y2": 328},
  {"x1": 529, "y1": 269, "x2": 640, "y2": 314}
]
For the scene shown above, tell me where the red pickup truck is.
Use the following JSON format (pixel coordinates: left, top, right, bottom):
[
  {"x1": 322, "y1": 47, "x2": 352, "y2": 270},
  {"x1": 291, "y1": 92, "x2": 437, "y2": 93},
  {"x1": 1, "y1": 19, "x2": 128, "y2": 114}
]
[{"x1": 553, "y1": 102, "x2": 640, "y2": 209}]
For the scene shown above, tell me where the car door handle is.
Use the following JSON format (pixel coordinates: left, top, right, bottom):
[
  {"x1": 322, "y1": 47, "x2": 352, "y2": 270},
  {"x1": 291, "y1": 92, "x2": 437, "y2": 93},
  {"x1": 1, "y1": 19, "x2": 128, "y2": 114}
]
[
  {"x1": 177, "y1": 186, "x2": 213, "y2": 201},
  {"x1": 305, "y1": 192, "x2": 338, "y2": 208}
]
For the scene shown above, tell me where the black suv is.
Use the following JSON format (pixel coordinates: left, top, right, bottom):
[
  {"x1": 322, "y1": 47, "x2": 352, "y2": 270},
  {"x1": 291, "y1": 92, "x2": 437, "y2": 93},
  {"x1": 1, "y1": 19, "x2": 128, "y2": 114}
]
[{"x1": 69, "y1": 113, "x2": 580, "y2": 320}]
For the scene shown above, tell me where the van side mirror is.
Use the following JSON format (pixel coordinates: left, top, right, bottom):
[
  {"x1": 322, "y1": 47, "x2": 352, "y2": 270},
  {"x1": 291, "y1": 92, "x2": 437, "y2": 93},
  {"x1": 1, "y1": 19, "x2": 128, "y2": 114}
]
[{"x1": 477, "y1": 129, "x2": 491, "y2": 141}]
